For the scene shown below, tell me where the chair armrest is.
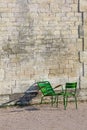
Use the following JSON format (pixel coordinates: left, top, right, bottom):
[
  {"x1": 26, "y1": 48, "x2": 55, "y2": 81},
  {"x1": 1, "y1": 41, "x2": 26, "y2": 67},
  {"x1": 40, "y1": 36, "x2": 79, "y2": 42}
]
[
  {"x1": 54, "y1": 84, "x2": 63, "y2": 89},
  {"x1": 54, "y1": 84, "x2": 65, "y2": 93}
]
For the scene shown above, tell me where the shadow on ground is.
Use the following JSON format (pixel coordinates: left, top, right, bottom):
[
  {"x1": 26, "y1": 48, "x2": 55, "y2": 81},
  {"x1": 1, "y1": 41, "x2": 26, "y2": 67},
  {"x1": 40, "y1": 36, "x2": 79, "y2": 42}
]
[{"x1": 0, "y1": 82, "x2": 39, "y2": 107}]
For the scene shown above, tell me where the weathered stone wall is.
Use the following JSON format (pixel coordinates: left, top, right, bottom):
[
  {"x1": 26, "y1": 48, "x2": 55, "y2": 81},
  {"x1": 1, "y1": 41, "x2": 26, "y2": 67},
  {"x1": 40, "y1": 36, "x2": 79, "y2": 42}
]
[
  {"x1": 79, "y1": 0, "x2": 87, "y2": 100},
  {"x1": 0, "y1": 0, "x2": 87, "y2": 104}
]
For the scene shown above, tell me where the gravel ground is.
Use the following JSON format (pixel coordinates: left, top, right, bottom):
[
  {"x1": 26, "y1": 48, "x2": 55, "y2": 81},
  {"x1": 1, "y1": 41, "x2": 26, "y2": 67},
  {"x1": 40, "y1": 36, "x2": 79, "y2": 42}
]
[{"x1": 0, "y1": 102, "x2": 87, "y2": 130}]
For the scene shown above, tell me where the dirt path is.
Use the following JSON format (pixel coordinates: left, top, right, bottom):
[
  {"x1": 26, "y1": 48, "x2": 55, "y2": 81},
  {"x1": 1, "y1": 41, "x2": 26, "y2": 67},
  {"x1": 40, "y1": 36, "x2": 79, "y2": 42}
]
[{"x1": 0, "y1": 102, "x2": 87, "y2": 130}]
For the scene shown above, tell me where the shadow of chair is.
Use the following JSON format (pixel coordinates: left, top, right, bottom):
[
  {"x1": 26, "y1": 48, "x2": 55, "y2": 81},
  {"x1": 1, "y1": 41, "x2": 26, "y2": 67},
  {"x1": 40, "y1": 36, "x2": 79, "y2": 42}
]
[
  {"x1": 0, "y1": 82, "x2": 39, "y2": 107},
  {"x1": 15, "y1": 83, "x2": 39, "y2": 106}
]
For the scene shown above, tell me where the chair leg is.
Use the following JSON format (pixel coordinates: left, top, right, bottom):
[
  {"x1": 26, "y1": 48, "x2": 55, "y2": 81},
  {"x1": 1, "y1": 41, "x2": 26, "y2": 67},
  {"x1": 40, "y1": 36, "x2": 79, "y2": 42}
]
[
  {"x1": 64, "y1": 96, "x2": 66, "y2": 110},
  {"x1": 41, "y1": 96, "x2": 44, "y2": 104},
  {"x1": 64, "y1": 96, "x2": 68, "y2": 110},
  {"x1": 51, "y1": 96, "x2": 54, "y2": 106},
  {"x1": 54, "y1": 96, "x2": 56, "y2": 104},
  {"x1": 66, "y1": 96, "x2": 68, "y2": 107},
  {"x1": 56, "y1": 95, "x2": 58, "y2": 107},
  {"x1": 75, "y1": 96, "x2": 77, "y2": 109}
]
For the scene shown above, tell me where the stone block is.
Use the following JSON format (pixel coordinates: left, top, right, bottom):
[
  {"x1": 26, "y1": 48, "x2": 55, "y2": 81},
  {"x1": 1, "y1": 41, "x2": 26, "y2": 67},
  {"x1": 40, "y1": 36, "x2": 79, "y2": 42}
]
[
  {"x1": 0, "y1": 95, "x2": 10, "y2": 105},
  {"x1": 76, "y1": 39, "x2": 83, "y2": 51},
  {"x1": 62, "y1": 6, "x2": 72, "y2": 12},
  {"x1": 0, "y1": 69, "x2": 5, "y2": 81},
  {"x1": 73, "y1": 0, "x2": 79, "y2": 4},
  {"x1": 84, "y1": 13, "x2": 87, "y2": 26},
  {"x1": 50, "y1": 3, "x2": 61, "y2": 13},
  {"x1": 84, "y1": 25, "x2": 87, "y2": 38},
  {"x1": 0, "y1": 7, "x2": 12, "y2": 13},
  {"x1": 84, "y1": 38, "x2": 87, "y2": 50},
  {"x1": 12, "y1": 80, "x2": 35, "y2": 94},
  {"x1": 65, "y1": 0, "x2": 73, "y2": 4},
  {"x1": 71, "y1": 29, "x2": 78, "y2": 38},
  {"x1": 28, "y1": 4, "x2": 38, "y2": 13},
  {"x1": 78, "y1": 25, "x2": 84, "y2": 38},
  {"x1": 68, "y1": 77, "x2": 79, "y2": 83},
  {"x1": 4, "y1": 0, "x2": 16, "y2": 2},
  {"x1": 80, "y1": 0, "x2": 87, "y2": 12},
  {"x1": 71, "y1": 4, "x2": 78, "y2": 11},
  {"x1": 78, "y1": 88, "x2": 87, "y2": 100},
  {"x1": 0, "y1": 3, "x2": 7, "y2": 8},
  {"x1": 83, "y1": 63, "x2": 87, "y2": 77},
  {"x1": 80, "y1": 76, "x2": 87, "y2": 89},
  {"x1": 80, "y1": 51, "x2": 87, "y2": 63},
  {"x1": 0, "y1": 81, "x2": 12, "y2": 95}
]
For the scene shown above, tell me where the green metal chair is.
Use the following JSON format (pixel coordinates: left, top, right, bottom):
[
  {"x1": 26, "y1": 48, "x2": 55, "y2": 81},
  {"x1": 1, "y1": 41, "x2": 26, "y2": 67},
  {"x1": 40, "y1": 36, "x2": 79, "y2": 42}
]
[
  {"x1": 64, "y1": 82, "x2": 77, "y2": 110},
  {"x1": 37, "y1": 81, "x2": 65, "y2": 107}
]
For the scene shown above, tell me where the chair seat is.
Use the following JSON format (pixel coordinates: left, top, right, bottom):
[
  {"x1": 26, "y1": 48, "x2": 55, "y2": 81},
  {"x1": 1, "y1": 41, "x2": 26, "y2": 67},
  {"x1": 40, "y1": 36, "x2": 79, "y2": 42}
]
[{"x1": 65, "y1": 92, "x2": 76, "y2": 97}]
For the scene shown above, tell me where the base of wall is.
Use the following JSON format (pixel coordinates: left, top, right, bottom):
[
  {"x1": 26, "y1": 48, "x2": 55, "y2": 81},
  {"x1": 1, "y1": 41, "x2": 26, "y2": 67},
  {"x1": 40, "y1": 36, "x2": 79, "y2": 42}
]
[{"x1": 0, "y1": 88, "x2": 87, "y2": 107}]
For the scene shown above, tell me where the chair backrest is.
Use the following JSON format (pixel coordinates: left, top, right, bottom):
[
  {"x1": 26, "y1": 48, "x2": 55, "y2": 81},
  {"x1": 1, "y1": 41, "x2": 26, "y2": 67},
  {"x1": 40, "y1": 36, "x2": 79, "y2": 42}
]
[
  {"x1": 65, "y1": 82, "x2": 77, "y2": 93},
  {"x1": 37, "y1": 81, "x2": 55, "y2": 96}
]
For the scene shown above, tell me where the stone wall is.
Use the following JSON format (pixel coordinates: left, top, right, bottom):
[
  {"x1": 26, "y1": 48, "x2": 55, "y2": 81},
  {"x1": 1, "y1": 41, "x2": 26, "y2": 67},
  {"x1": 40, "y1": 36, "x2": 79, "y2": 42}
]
[
  {"x1": 0, "y1": 0, "x2": 87, "y2": 104},
  {"x1": 79, "y1": 0, "x2": 87, "y2": 100}
]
